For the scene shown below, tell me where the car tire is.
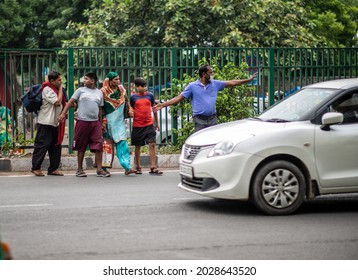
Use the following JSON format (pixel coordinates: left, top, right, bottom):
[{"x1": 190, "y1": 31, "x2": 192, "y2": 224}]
[{"x1": 251, "y1": 160, "x2": 306, "y2": 215}]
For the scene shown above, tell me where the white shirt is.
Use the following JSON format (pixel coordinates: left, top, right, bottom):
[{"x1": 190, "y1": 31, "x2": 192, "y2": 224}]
[{"x1": 37, "y1": 86, "x2": 62, "y2": 127}]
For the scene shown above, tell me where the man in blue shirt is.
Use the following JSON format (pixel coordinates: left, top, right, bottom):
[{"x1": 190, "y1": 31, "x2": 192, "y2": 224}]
[{"x1": 152, "y1": 64, "x2": 257, "y2": 132}]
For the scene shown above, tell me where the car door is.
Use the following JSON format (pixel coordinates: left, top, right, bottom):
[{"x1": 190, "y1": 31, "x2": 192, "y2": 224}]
[{"x1": 314, "y1": 91, "x2": 358, "y2": 189}]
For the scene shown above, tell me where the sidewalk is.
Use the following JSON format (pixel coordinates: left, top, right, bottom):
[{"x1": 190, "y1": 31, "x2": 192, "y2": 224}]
[{"x1": 0, "y1": 154, "x2": 180, "y2": 173}]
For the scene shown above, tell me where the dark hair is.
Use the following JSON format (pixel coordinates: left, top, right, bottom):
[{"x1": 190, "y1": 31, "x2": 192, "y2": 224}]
[
  {"x1": 199, "y1": 64, "x2": 211, "y2": 77},
  {"x1": 134, "y1": 77, "x2": 147, "y2": 87},
  {"x1": 48, "y1": 71, "x2": 61, "y2": 82},
  {"x1": 85, "y1": 72, "x2": 98, "y2": 83},
  {"x1": 0, "y1": 100, "x2": 2, "y2": 107}
]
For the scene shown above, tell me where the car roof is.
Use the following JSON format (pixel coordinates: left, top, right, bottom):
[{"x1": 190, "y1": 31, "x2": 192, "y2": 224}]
[{"x1": 304, "y1": 78, "x2": 358, "y2": 89}]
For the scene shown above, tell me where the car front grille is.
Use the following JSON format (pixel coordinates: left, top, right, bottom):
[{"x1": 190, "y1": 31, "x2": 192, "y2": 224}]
[
  {"x1": 182, "y1": 144, "x2": 214, "y2": 163},
  {"x1": 182, "y1": 145, "x2": 201, "y2": 162},
  {"x1": 181, "y1": 175, "x2": 220, "y2": 192},
  {"x1": 181, "y1": 176, "x2": 204, "y2": 190}
]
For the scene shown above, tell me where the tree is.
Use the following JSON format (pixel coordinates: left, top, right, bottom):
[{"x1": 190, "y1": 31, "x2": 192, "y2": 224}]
[
  {"x1": 216, "y1": 0, "x2": 319, "y2": 47},
  {"x1": 63, "y1": 0, "x2": 321, "y2": 48},
  {"x1": 1, "y1": 0, "x2": 358, "y2": 49},
  {"x1": 303, "y1": 0, "x2": 358, "y2": 47},
  {"x1": 0, "y1": 0, "x2": 29, "y2": 47},
  {"x1": 0, "y1": 0, "x2": 91, "y2": 48}
]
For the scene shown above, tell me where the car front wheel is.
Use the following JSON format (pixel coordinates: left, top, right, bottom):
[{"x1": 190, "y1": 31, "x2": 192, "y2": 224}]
[{"x1": 251, "y1": 160, "x2": 306, "y2": 215}]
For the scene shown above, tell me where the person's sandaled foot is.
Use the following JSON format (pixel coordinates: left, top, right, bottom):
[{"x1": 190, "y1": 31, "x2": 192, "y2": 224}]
[
  {"x1": 135, "y1": 167, "x2": 142, "y2": 175},
  {"x1": 48, "y1": 170, "x2": 64, "y2": 176},
  {"x1": 75, "y1": 169, "x2": 87, "y2": 177},
  {"x1": 125, "y1": 169, "x2": 137, "y2": 175},
  {"x1": 96, "y1": 170, "x2": 111, "y2": 177},
  {"x1": 149, "y1": 167, "x2": 163, "y2": 175},
  {"x1": 31, "y1": 169, "x2": 45, "y2": 176}
]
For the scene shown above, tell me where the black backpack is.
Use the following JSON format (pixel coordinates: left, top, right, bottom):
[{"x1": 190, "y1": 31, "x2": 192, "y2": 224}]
[{"x1": 21, "y1": 84, "x2": 43, "y2": 113}]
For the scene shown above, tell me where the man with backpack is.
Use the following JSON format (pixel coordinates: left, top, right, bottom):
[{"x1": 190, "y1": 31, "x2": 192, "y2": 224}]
[{"x1": 31, "y1": 71, "x2": 67, "y2": 176}]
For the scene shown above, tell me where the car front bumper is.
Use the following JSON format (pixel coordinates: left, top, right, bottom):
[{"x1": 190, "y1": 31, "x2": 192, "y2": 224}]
[{"x1": 178, "y1": 147, "x2": 264, "y2": 200}]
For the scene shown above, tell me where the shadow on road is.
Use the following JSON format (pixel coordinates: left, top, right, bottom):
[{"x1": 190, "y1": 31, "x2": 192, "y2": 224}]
[
  {"x1": 183, "y1": 199, "x2": 259, "y2": 216},
  {"x1": 182, "y1": 194, "x2": 358, "y2": 216},
  {"x1": 299, "y1": 194, "x2": 358, "y2": 215}
]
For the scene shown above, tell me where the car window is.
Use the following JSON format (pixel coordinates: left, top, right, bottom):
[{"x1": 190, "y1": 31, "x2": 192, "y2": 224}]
[
  {"x1": 329, "y1": 92, "x2": 358, "y2": 124},
  {"x1": 260, "y1": 88, "x2": 338, "y2": 121}
]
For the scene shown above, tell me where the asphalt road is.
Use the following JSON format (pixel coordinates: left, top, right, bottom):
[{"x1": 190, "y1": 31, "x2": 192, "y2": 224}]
[{"x1": 0, "y1": 170, "x2": 358, "y2": 260}]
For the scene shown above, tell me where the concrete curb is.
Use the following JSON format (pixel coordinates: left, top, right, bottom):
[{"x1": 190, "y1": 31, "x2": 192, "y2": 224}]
[{"x1": 0, "y1": 154, "x2": 180, "y2": 172}]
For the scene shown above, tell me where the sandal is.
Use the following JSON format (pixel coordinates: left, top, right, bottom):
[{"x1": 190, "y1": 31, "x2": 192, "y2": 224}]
[
  {"x1": 76, "y1": 170, "x2": 87, "y2": 177},
  {"x1": 31, "y1": 169, "x2": 45, "y2": 177},
  {"x1": 149, "y1": 167, "x2": 163, "y2": 175},
  {"x1": 125, "y1": 169, "x2": 137, "y2": 175},
  {"x1": 101, "y1": 168, "x2": 111, "y2": 177},
  {"x1": 135, "y1": 167, "x2": 142, "y2": 175},
  {"x1": 48, "y1": 170, "x2": 64, "y2": 176},
  {"x1": 96, "y1": 170, "x2": 111, "y2": 177}
]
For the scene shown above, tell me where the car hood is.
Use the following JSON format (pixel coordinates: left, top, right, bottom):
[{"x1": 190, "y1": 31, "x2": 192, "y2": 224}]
[{"x1": 186, "y1": 119, "x2": 286, "y2": 146}]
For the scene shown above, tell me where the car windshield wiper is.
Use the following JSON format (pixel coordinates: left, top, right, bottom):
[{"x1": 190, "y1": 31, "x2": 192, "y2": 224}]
[{"x1": 265, "y1": 118, "x2": 290, "y2": 123}]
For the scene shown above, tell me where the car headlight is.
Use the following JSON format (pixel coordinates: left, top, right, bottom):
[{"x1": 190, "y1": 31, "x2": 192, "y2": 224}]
[
  {"x1": 207, "y1": 135, "x2": 254, "y2": 158},
  {"x1": 207, "y1": 140, "x2": 234, "y2": 157}
]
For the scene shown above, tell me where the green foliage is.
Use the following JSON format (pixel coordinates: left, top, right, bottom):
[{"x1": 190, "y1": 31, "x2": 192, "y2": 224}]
[
  {"x1": 156, "y1": 145, "x2": 181, "y2": 154},
  {"x1": 0, "y1": 0, "x2": 91, "y2": 48},
  {"x1": 303, "y1": 0, "x2": 358, "y2": 47},
  {"x1": 166, "y1": 58, "x2": 255, "y2": 148},
  {"x1": 0, "y1": 0, "x2": 27, "y2": 47},
  {"x1": 63, "y1": 0, "x2": 323, "y2": 48},
  {"x1": 218, "y1": 0, "x2": 319, "y2": 48},
  {"x1": 1, "y1": 0, "x2": 358, "y2": 49},
  {"x1": 0, "y1": 132, "x2": 34, "y2": 157}
]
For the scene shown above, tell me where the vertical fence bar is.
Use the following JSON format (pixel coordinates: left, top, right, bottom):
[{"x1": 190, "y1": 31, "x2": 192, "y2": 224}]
[
  {"x1": 282, "y1": 49, "x2": 286, "y2": 97},
  {"x1": 349, "y1": 48, "x2": 353, "y2": 77},
  {"x1": 67, "y1": 47, "x2": 75, "y2": 153},
  {"x1": 170, "y1": 48, "x2": 178, "y2": 145},
  {"x1": 268, "y1": 48, "x2": 275, "y2": 106},
  {"x1": 19, "y1": 54, "x2": 26, "y2": 137},
  {"x1": 3, "y1": 51, "x2": 9, "y2": 145}
]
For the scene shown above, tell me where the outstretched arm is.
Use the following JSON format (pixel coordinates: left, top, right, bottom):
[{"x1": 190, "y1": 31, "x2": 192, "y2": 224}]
[
  {"x1": 152, "y1": 94, "x2": 185, "y2": 113},
  {"x1": 225, "y1": 72, "x2": 257, "y2": 88}
]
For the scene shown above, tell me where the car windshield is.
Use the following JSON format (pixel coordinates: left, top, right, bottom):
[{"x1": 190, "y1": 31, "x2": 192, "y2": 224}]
[{"x1": 259, "y1": 88, "x2": 339, "y2": 121}]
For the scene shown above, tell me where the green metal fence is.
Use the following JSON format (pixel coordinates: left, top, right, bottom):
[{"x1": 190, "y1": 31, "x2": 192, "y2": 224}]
[
  {"x1": 1, "y1": 47, "x2": 358, "y2": 153},
  {"x1": 0, "y1": 49, "x2": 66, "y2": 153}
]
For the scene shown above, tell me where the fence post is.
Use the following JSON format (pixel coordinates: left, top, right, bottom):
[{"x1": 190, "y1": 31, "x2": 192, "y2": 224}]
[
  {"x1": 3, "y1": 51, "x2": 11, "y2": 146},
  {"x1": 268, "y1": 48, "x2": 275, "y2": 106},
  {"x1": 171, "y1": 48, "x2": 178, "y2": 145},
  {"x1": 67, "y1": 47, "x2": 74, "y2": 153}
]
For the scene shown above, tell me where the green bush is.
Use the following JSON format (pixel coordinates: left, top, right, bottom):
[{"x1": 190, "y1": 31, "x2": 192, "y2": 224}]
[{"x1": 0, "y1": 131, "x2": 34, "y2": 157}]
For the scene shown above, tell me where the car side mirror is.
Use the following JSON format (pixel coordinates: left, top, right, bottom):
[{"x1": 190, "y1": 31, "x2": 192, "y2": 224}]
[{"x1": 320, "y1": 112, "x2": 343, "y2": 131}]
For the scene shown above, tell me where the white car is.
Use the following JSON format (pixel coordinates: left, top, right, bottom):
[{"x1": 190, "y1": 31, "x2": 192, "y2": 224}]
[{"x1": 179, "y1": 78, "x2": 358, "y2": 215}]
